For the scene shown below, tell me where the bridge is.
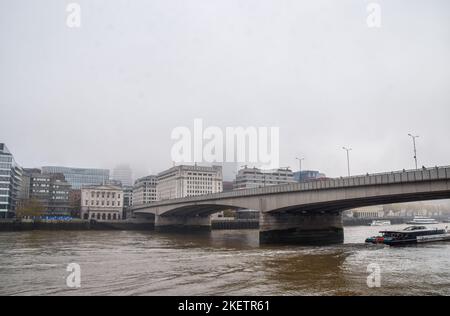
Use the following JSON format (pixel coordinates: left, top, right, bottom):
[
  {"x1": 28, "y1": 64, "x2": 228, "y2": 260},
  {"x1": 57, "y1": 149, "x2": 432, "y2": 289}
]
[{"x1": 132, "y1": 166, "x2": 450, "y2": 245}]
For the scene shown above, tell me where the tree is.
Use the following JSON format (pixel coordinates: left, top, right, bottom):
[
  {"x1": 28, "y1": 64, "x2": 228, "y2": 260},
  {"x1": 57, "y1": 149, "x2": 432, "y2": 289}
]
[{"x1": 16, "y1": 199, "x2": 45, "y2": 218}]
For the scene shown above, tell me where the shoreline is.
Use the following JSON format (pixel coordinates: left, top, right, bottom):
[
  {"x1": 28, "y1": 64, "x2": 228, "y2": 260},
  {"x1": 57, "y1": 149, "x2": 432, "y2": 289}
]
[{"x1": 0, "y1": 219, "x2": 155, "y2": 232}]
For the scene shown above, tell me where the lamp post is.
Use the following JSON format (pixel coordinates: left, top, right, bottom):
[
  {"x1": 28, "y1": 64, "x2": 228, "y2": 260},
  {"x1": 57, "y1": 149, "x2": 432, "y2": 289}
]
[
  {"x1": 342, "y1": 147, "x2": 352, "y2": 177},
  {"x1": 408, "y1": 134, "x2": 419, "y2": 170},
  {"x1": 295, "y1": 157, "x2": 304, "y2": 182}
]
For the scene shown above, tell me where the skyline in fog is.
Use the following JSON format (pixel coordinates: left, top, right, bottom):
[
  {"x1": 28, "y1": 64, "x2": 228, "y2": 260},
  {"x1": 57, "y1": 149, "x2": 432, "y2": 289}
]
[{"x1": 1, "y1": 0, "x2": 450, "y2": 179}]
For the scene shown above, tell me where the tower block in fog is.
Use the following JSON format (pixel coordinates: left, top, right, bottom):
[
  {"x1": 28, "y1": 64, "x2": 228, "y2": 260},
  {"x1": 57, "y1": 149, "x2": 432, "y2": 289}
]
[{"x1": 133, "y1": 166, "x2": 450, "y2": 245}]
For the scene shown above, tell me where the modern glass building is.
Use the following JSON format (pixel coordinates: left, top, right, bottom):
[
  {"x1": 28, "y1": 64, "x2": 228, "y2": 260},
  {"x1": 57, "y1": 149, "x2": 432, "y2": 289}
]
[
  {"x1": 41, "y1": 166, "x2": 110, "y2": 189},
  {"x1": 0, "y1": 143, "x2": 23, "y2": 218}
]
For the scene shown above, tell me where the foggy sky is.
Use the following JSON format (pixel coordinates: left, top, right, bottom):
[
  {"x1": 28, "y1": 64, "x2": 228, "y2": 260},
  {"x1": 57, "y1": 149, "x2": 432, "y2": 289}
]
[{"x1": 1, "y1": 0, "x2": 450, "y2": 180}]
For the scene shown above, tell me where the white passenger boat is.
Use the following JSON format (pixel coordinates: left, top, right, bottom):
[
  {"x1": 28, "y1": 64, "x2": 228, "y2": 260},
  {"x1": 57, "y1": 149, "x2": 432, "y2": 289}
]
[
  {"x1": 406, "y1": 216, "x2": 439, "y2": 225},
  {"x1": 366, "y1": 226, "x2": 450, "y2": 246},
  {"x1": 370, "y1": 220, "x2": 391, "y2": 226}
]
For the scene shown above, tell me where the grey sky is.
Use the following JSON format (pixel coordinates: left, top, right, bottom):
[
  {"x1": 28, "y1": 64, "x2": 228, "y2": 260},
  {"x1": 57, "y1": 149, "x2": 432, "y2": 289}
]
[{"x1": 1, "y1": 0, "x2": 449, "y2": 180}]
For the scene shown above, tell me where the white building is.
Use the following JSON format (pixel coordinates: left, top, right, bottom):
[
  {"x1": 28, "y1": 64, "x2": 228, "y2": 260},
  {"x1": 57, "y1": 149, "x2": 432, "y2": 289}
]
[
  {"x1": 233, "y1": 166, "x2": 296, "y2": 190},
  {"x1": 157, "y1": 165, "x2": 223, "y2": 200},
  {"x1": 132, "y1": 175, "x2": 158, "y2": 206},
  {"x1": 81, "y1": 185, "x2": 124, "y2": 221},
  {"x1": 349, "y1": 206, "x2": 385, "y2": 218}
]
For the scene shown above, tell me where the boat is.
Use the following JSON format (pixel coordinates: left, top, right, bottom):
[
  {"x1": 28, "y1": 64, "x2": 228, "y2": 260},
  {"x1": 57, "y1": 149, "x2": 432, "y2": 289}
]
[
  {"x1": 366, "y1": 225, "x2": 450, "y2": 246},
  {"x1": 365, "y1": 235, "x2": 386, "y2": 244},
  {"x1": 370, "y1": 220, "x2": 391, "y2": 226},
  {"x1": 406, "y1": 216, "x2": 439, "y2": 225}
]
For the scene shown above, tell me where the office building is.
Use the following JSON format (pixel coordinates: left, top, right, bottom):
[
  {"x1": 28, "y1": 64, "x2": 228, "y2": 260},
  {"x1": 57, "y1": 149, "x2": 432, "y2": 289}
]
[
  {"x1": 27, "y1": 170, "x2": 71, "y2": 216},
  {"x1": 157, "y1": 165, "x2": 222, "y2": 200},
  {"x1": 222, "y1": 181, "x2": 234, "y2": 192},
  {"x1": 123, "y1": 186, "x2": 134, "y2": 208},
  {"x1": 112, "y1": 164, "x2": 133, "y2": 187},
  {"x1": 122, "y1": 185, "x2": 133, "y2": 219},
  {"x1": 233, "y1": 166, "x2": 296, "y2": 190},
  {"x1": 132, "y1": 175, "x2": 157, "y2": 206},
  {"x1": 293, "y1": 170, "x2": 326, "y2": 182},
  {"x1": 42, "y1": 166, "x2": 109, "y2": 189},
  {"x1": 0, "y1": 143, "x2": 22, "y2": 218},
  {"x1": 69, "y1": 189, "x2": 81, "y2": 218},
  {"x1": 349, "y1": 206, "x2": 385, "y2": 219},
  {"x1": 18, "y1": 168, "x2": 41, "y2": 202}
]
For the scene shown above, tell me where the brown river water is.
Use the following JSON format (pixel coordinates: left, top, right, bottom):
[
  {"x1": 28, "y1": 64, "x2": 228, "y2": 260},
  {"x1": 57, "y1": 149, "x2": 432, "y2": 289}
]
[{"x1": 0, "y1": 224, "x2": 449, "y2": 296}]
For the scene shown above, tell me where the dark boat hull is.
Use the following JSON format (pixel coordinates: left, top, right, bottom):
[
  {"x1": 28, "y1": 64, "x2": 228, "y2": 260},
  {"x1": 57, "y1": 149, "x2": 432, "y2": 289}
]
[{"x1": 383, "y1": 234, "x2": 450, "y2": 246}]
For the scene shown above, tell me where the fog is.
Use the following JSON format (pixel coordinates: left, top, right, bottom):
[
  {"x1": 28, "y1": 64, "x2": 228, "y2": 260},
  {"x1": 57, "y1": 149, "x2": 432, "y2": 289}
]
[{"x1": 1, "y1": 0, "x2": 449, "y2": 179}]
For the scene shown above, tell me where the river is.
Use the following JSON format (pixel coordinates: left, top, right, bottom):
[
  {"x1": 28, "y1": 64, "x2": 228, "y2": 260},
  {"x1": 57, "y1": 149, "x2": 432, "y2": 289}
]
[{"x1": 0, "y1": 224, "x2": 449, "y2": 296}]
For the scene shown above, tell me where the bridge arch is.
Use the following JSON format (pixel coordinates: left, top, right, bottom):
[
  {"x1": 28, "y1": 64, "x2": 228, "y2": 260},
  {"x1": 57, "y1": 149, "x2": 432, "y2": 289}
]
[{"x1": 263, "y1": 186, "x2": 450, "y2": 214}]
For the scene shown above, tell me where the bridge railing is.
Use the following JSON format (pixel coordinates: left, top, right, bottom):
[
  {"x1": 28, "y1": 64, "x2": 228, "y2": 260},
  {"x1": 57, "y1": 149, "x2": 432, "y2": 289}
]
[{"x1": 132, "y1": 166, "x2": 450, "y2": 209}]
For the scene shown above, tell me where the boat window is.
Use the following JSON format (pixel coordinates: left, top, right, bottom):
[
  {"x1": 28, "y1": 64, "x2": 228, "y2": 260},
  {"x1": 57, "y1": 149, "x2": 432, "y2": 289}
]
[{"x1": 404, "y1": 226, "x2": 426, "y2": 231}]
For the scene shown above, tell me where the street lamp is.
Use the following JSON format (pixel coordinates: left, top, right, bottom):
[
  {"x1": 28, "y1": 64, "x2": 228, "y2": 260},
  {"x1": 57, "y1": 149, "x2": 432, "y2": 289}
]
[
  {"x1": 408, "y1": 134, "x2": 419, "y2": 170},
  {"x1": 295, "y1": 157, "x2": 304, "y2": 182},
  {"x1": 342, "y1": 147, "x2": 352, "y2": 177}
]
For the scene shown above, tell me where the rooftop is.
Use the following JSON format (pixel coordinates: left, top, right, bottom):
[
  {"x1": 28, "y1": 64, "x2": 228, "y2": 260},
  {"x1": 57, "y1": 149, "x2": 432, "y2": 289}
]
[{"x1": 0, "y1": 143, "x2": 11, "y2": 155}]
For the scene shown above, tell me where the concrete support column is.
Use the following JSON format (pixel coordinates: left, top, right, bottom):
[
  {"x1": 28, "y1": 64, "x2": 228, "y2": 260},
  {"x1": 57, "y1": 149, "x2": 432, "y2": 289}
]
[
  {"x1": 259, "y1": 211, "x2": 344, "y2": 245},
  {"x1": 129, "y1": 212, "x2": 155, "y2": 229},
  {"x1": 155, "y1": 214, "x2": 211, "y2": 232}
]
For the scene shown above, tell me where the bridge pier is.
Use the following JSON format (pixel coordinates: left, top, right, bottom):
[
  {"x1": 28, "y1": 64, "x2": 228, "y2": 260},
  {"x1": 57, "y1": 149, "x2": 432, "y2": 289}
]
[
  {"x1": 259, "y1": 211, "x2": 344, "y2": 245},
  {"x1": 155, "y1": 214, "x2": 211, "y2": 232}
]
